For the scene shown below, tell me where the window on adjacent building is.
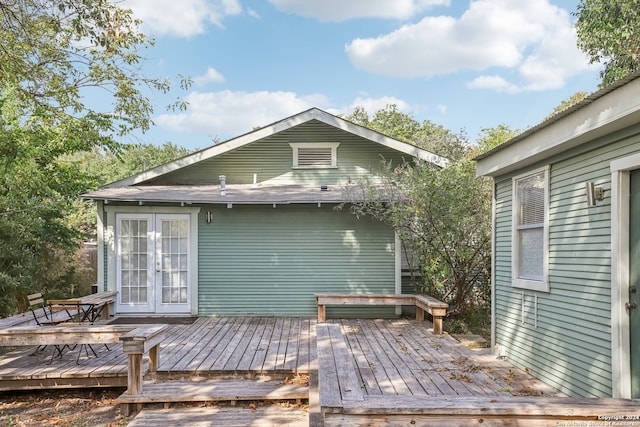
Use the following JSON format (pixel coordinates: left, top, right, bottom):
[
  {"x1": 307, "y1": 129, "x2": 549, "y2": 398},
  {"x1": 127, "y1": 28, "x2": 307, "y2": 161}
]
[
  {"x1": 289, "y1": 142, "x2": 339, "y2": 169},
  {"x1": 512, "y1": 167, "x2": 549, "y2": 292}
]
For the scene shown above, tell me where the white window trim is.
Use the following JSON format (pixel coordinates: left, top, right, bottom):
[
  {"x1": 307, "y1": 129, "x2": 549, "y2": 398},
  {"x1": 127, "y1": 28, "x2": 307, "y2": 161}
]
[
  {"x1": 289, "y1": 142, "x2": 339, "y2": 169},
  {"x1": 511, "y1": 166, "x2": 550, "y2": 292}
]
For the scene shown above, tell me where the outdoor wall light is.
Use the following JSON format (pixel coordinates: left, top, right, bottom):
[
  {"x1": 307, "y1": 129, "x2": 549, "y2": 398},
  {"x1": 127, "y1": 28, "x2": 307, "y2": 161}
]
[
  {"x1": 206, "y1": 211, "x2": 214, "y2": 223},
  {"x1": 585, "y1": 181, "x2": 604, "y2": 207}
]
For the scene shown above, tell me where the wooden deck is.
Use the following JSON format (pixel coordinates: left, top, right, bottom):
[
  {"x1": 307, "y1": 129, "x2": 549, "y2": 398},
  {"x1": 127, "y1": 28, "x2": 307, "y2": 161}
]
[
  {"x1": 2, "y1": 316, "x2": 640, "y2": 425},
  {"x1": 0, "y1": 317, "x2": 314, "y2": 391},
  {"x1": 318, "y1": 319, "x2": 640, "y2": 426},
  {"x1": 326, "y1": 318, "x2": 557, "y2": 398}
]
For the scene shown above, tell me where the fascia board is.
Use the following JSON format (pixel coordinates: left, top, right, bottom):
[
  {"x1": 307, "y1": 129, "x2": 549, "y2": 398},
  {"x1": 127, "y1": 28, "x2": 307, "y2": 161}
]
[{"x1": 476, "y1": 77, "x2": 640, "y2": 177}]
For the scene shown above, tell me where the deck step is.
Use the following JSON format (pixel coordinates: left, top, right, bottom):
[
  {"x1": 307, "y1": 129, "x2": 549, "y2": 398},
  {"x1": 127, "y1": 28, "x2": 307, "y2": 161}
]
[
  {"x1": 116, "y1": 378, "x2": 309, "y2": 404},
  {"x1": 127, "y1": 405, "x2": 309, "y2": 427}
]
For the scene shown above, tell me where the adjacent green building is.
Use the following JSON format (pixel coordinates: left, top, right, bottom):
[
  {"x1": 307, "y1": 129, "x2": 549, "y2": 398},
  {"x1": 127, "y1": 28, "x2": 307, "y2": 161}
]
[{"x1": 476, "y1": 71, "x2": 640, "y2": 399}]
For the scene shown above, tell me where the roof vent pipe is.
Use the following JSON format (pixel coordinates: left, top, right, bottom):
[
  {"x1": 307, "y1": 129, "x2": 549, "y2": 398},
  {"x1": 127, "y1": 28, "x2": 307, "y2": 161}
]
[{"x1": 219, "y1": 175, "x2": 226, "y2": 196}]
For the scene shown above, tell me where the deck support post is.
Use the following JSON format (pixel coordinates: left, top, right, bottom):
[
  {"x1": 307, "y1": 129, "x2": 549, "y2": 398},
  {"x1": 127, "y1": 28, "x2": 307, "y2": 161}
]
[{"x1": 317, "y1": 303, "x2": 326, "y2": 322}]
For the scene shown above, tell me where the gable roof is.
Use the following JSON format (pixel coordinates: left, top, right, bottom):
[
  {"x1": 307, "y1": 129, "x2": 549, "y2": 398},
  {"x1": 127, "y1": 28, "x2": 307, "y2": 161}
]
[
  {"x1": 476, "y1": 71, "x2": 640, "y2": 177},
  {"x1": 107, "y1": 107, "x2": 448, "y2": 188}
]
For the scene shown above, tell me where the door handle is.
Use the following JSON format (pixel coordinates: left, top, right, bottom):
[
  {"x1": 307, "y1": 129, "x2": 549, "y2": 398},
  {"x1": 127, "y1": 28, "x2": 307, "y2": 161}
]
[{"x1": 626, "y1": 301, "x2": 638, "y2": 311}]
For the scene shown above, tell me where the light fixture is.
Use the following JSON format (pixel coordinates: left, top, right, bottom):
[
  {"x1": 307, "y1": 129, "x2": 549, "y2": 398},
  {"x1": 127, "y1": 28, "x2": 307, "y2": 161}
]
[
  {"x1": 585, "y1": 182, "x2": 604, "y2": 207},
  {"x1": 206, "y1": 211, "x2": 214, "y2": 223}
]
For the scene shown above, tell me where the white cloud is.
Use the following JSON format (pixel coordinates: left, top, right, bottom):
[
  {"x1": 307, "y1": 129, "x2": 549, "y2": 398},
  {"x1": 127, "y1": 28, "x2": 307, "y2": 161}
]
[
  {"x1": 268, "y1": 0, "x2": 449, "y2": 22},
  {"x1": 156, "y1": 91, "x2": 415, "y2": 138},
  {"x1": 345, "y1": 0, "x2": 593, "y2": 92},
  {"x1": 123, "y1": 0, "x2": 242, "y2": 37},
  {"x1": 156, "y1": 90, "x2": 332, "y2": 137},
  {"x1": 467, "y1": 75, "x2": 520, "y2": 93},
  {"x1": 436, "y1": 104, "x2": 447, "y2": 115},
  {"x1": 346, "y1": 96, "x2": 411, "y2": 116},
  {"x1": 194, "y1": 67, "x2": 226, "y2": 86}
]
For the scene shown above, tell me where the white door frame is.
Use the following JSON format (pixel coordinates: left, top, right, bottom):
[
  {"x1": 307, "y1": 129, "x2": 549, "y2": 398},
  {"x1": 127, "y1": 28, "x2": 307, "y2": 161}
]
[
  {"x1": 154, "y1": 214, "x2": 192, "y2": 314},
  {"x1": 611, "y1": 153, "x2": 640, "y2": 398},
  {"x1": 104, "y1": 206, "x2": 200, "y2": 316},
  {"x1": 115, "y1": 213, "x2": 155, "y2": 313}
]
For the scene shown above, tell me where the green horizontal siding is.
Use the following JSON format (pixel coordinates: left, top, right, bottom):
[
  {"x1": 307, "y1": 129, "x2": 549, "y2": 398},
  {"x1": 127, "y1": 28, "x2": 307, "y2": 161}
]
[
  {"x1": 197, "y1": 204, "x2": 396, "y2": 316},
  {"x1": 149, "y1": 120, "x2": 411, "y2": 186},
  {"x1": 493, "y1": 127, "x2": 640, "y2": 397}
]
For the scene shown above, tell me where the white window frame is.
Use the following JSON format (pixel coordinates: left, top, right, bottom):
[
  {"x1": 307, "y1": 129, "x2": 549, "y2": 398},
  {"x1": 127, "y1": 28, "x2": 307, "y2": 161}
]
[
  {"x1": 511, "y1": 166, "x2": 550, "y2": 292},
  {"x1": 289, "y1": 142, "x2": 340, "y2": 169}
]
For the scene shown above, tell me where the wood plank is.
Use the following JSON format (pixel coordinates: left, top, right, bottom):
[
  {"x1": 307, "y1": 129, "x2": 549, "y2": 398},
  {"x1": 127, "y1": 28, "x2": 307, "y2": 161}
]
[
  {"x1": 262, "y1": 317, "x2": 284, "y2": 372},
  {"x1": 369, "y1": 320, "x2": 430, "y2": 396},
  {"x1": 273, "y1": 317, "x2": 292, "y2": 371},
  {"x1": 223, "y1": 317, "x2": 263, "y2": 371},
  {"x1": 176, "y1": 317, "x2": 231, "y2": 373},
  {"x1": 294, "y1": 318, "x2": 310, "y2": 373},
  {"x1": 250, "y1": 317, "x2": 276, "y2": 372},
  {"x1": 211, "y1": 317, "x2": 251, "y2": 371},
  {"x1": 282, "y1": 317, "x2": 301, "y2": 371},
  {"x1": 195, "y1": 317, "x2": 243, "y2": 373},
  {"x1": 357, "y1": 320, "x2": 411, "y2": 395},
  {"x1": 326, "y1": 323, "x2": 364, "y2": 402},
  {"x1": 235, "y1": 317, "x2": 268, "y2": 371},
  {"x1": 316, "y1": 324, "x2": 342, "y2": 409},
  {"x1": 0, "y1": 325, "x2": 143, "y2": 346},
  {"x1": 341, "y1": 319, "x2": 383, "y2": 396},
  {"x1": 160, "y1": 319, "x2": 213, "y2": 372},
  {"x1": 127, "y1": 405, "x2": 308, "y2": 427},
  {"x1": 315, "y1": 294, "x2": 414, "y2": 306},
  {"x1": 342, "y1": 395, "x2": 640, "y2": 415},
  {"x1": 116, "y1": 378, "x2": 308, "y2": 403}
]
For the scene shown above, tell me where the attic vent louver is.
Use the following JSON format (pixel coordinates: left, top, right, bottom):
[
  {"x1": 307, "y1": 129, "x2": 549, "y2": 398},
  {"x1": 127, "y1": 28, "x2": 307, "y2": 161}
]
[{"x1": 298, "y1": 147, "x2": 331, "y2": 167}]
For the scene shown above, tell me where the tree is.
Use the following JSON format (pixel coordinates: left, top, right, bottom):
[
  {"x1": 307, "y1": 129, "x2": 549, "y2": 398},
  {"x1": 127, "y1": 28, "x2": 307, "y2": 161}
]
[
  {"x1": 476, "y1": 124, "x2": 520, "y2": 154},
  {"x1": 0, "y1": 0, "x2": 173, "y2": 315},
  {"x1": 575, "y1": 0, "x2": 640, "y2": 87},
  {"x1": 543, "y1": 92, "x2": 588, "y2": 122},
  {"x1": 0, "y1": 91, "x2": 92, "y2": 314},
  {"x1": 67, "y1": 143, "x2": 193, "y2": 239},
  {"x1": 342, "y1": 106, "x2": 495, "y2": 318},
  {"x1": 343, "y1": 104, "x2": 468, "y2": 160}
]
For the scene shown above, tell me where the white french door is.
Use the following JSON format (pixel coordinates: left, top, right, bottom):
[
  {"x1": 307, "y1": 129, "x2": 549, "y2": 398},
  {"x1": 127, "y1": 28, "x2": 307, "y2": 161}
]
[{"x1": 116, "y1": 213, "x2": 191, "y2": 314}]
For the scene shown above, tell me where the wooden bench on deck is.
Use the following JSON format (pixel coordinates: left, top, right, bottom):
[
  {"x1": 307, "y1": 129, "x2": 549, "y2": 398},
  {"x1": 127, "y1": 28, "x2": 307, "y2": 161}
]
[
  {"x1": 314, "y1": 293, "x2": 448, "y2": 334},
  {"x1": 0, "y1": 323, "x2": 168, "y2": 397}
]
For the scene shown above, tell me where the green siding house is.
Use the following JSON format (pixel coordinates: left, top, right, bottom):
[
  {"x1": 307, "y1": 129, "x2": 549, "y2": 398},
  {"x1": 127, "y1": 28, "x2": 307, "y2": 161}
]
[
  {"x1": 475, "y1": 71, "x2": 640, "y2": 399},
  {"x1": 84, "y1": 108, "x2": 446, "y2": 318}
]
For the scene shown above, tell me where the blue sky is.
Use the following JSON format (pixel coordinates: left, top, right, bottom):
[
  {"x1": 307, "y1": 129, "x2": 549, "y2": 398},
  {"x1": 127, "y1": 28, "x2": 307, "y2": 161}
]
[{"x1": 121, "y1": 0, "x2": 602, "y2": 151}]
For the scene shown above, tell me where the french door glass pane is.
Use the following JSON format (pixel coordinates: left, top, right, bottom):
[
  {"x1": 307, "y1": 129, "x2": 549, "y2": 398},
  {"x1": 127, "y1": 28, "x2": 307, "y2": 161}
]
[
  {"x1": 120, "y1": 219, "x2": 149, "y2": 304},
  {"x1": 160, "y1": 219, "x2": 188, "y2": 304}
]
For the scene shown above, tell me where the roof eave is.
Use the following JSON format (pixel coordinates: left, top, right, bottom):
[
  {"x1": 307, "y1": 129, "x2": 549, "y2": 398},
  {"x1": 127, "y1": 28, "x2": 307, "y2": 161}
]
[{"x1": 475, "y1": 71, "x2": 640, "y2": 177}]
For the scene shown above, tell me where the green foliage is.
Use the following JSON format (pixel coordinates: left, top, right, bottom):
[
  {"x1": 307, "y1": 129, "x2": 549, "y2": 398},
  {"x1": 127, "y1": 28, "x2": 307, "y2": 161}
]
[
  {"x1": 343, "y1": 104, "x2": 469, "y2": 160},
  {"x1": 476, "y1": 124, "x2": 519, "y2": 154},
  {"x1": 0, "y1": 0, "x2": 176, "y2": 315},
  {"x1": 343, "y1": 104, "x2": 494, "y2": 317},
  {"x1": 0, "y1": 0, "x2": 169, "y2": 143},
  {"x1": 543, "y1": 92, "x2": 589, "y2": 122},
  {"x1": 346, "y1": 158, "x2": 492, "y2": 314},
  {"x1": 0, "y1": 92, "x2": 91, "y2": 315},
  {"x1": 575, "y1": 0, "x2": 640, "y2": 87},
  {"x1": 68, "y1": 143, "x2": 193, "y2": 238}
]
